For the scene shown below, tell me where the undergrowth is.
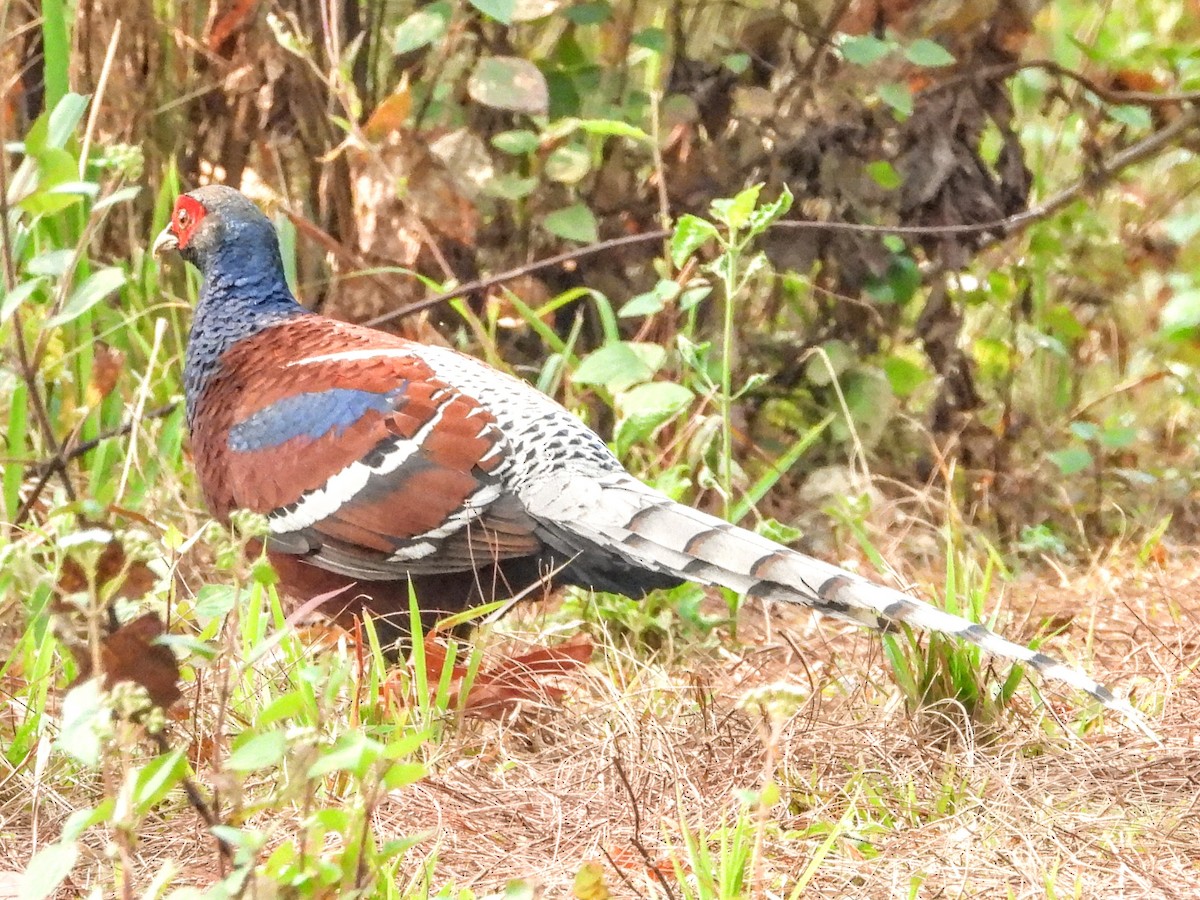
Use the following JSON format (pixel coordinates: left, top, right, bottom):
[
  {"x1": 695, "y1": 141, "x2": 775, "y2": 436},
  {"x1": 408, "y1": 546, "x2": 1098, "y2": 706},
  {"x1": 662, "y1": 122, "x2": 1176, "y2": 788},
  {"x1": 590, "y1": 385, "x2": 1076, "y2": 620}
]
[{"x1": 1, "y1": 1, "x2": 1196, "y2": 896}]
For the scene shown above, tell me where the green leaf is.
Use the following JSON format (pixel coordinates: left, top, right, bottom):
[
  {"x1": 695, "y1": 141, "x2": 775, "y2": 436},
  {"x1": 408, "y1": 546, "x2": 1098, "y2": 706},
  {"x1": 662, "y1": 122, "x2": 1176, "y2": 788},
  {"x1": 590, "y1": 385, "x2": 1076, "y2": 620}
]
[
  {"x1": 228, "y1": 730, "x2": 288, "y2": 772},
  {"x1": 26, "y1": 249, "x2": 73, "y2": 277},
  {"x1": 47, "y1": 267, "x2": 126, "y2": 327},
  {"x1": 573, "y1": 342, "x2": 662, "y2": 391},
  {"x1": 393, "y1": 2, "x2": 451, "y2": 55},
  {"x1": 882, "y1": 354, "x2": 929, "y2": 398},
  {"x1": 805, "y1": 340, "x2": 853, "y2": 387},
  {"x1": 1048, "y1": 446, "x2": 1093, "y2": 475},
  {"x1": 1099, "y1": 426, "x2": 1137, "y2": 450},
  {"x1": 865, "y1": 160, "x2": 902, "y2": 189},
  {"x1": 57, "y1": 679, "x2": 109, "y2": 767},
  {"x1": 542, "y1": 203, "x2": 598, "y2": 242},
  {"x1": 0, "y1": 278, "x2": 46, "y2": 324},
  {"x1": 615, "y1": 382, "x2": 694, "y2": 453},
  {"x1": 20, "y1": 841, "x2": 79, "y2": 900},
  {"x1": 468, "y1": 56, "x2": 549, "y2": 114},
  {"x1": 383, "y1": 761, "x2": 428, "y2": 789},
  {"x1": 46, "y1": 93, "x2": 90, "y2": 149},
  {"x1": 1069, "y1": 421, "x2": 1099, "y2": 442},
  {"x1": 470, "y1": 0, "x2": 515, "y2": 24},
  {"x1": 723, "y1": 52, "x2": 751, "y2": 74},
  {"x1": 878, "y1": 82, "x2": 913, "y2": 118},
  {"x1": 308, "y1": 733, "x2": 384, "y2": 778},
  {"x1": 710, "y1": 184, "x2": 761, "y2": 230},
  {"x1": 904, "y1": 39, "x2": 956, "y2": 67},
  {"x1": 632, "y1": 26, "x2": 666, "y2": 52},
  {"x1": 840, "y1": 35, "x2": 892, "y2": 66},
  {"x1": 1158, "y1": 288, "x2": 1200, "y2": 339},
  {"x1": 92, "y1": 184, "x2": 142, "y2": 213},
  {"x1": 193, "y1": 584, "x2": 238, "y2": 621},
  {"x1": 133, "y1": 750, "x2": 186, "y2": 815},
  {"x1": 619, "y1": 279, "x2": 680, "y2": 317},
  {"x1": 671, "y1": 214, "x2": 719, "y2": 267},
  {"x1": 564, "y1": 1, "x2": 612, "y2": 25},
  {"x1": 545, "y1": 144, "x2": 591, "y2": 183},
  {"x1": 485, "y1": 174, "x2": 539, "y2": 200},
  {"x1": 1107, "y1": 104, "x2": 1152, "y2": 129},
  {"x1": 491, "y1": 129, "x2": 540, "y2": 155},
  {"x1": 747, "y1": 186, "x2": 793, "y2": 233}
]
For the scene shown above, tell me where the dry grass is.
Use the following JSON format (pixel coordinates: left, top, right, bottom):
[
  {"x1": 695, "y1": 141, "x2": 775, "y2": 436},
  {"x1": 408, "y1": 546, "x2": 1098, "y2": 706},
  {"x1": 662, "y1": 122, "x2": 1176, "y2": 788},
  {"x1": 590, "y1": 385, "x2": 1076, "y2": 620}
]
[{"x1": 1, "y1": 543, "x2": 1195, "y2": 898}]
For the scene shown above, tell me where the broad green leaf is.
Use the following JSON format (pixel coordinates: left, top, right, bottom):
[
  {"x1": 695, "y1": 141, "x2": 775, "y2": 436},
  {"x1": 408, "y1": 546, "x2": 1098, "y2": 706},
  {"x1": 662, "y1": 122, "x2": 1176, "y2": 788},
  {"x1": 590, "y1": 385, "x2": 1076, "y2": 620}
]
[
  {"x1": 573, "y1": 341, "x2": 661, "y2": 391},
  {"x1": 133, "y1": 750, "x2": 187, "y2": 815},
  {"x1": 615, "y1": 381, "x2": 694, "y2": 453},
  {"x1": 1048, "y1": 446, "x2": 1093, "y2": 475},
  {"x1": 57, "y1": 678, "x2": 109, "y2": 766},
  {"x1": 904, "y1": 39, "x2": 956, "y2": 67},
  {"x1": 92, "y1": 184, "x2": 142, "y2": 212},
  {"x1": 564, "y1": 1, "x2": 611, "y2": 25},
  {"x1": 0, "y1": 278, "x2": 45, "y2": 324},
  {"x1": 383, "y1": 761, "x2": 428, "y2": 789},
  {"x1": 393, "y1": 2, "x2": 451, "y2": 55},
  {"x1": 26, "y1": 249, "x2": 73, "y2": 277},
  {"x1": 491, "y1": 129, "x2": 540, "y2": 155},
  {"x1": 882, "y1": 354, "x2": 929, "y2": 398},
  {"x1": 545, "y1": 144, "x2": 591, "y2": 183},
  {"x1": 619, "y1": 279, "x2": 681, "y2": 317},
  {"x1": 47, "y1": 266, "x2": 126, "y2": 327},
  {"x1": 747, "y1": 186, "x2": 793, "y2": 233},
  {"x1": 20, "y1": 841, "x2": 79, "y2": 900},
  {"x1": 878, "y1": 82, "x2": 913, "y2": 117},
  {"x1": 542, "y1": 203, "x2": 598, "y2": 242},
  {"x1": 671, "y1": 214, "x2": 719, "y2": 267},
  {"x1": 866, "y1": 160, "x2": 902, "y2": 189},
  {"x1": 307, "y1": 732, "x2": 383, "y2": 778},
  {"x1": 711, "y1": 184, "x2": 761, "y2": 230},
  {"x1": 632, "y1": 26, "x2": 666, "y2": 52},
  {"x1": 1099, "y1": 426, "x2": 1137, "y2": 450},
  {"x1": 227, "y1": 730, "x2": 288, "y2": 772},
  {"x1": 468, "y1": 56, "x2": 549, "y2": 114},
  {"x1": 470, "y1": 0, "x2": 515, "y2": 24},
  {"x1": 485, "y1": 174, "x2": 539, "y2": 200},
  {"x1": 805, "y1": 340, "x2": 853, "y2": 387},
  {"x1": 1158, "y1": 288, "x2": 1200, "y2": 339},
  {"x1": 840, "y1": 35, "x2": 892, "y2": 66},
  {"x1": 46, "y1": 93, "x2": 90, "y2": 149},
  {"x1": 1107, "y1": 104, "x2": 1152, "y2": 129}
]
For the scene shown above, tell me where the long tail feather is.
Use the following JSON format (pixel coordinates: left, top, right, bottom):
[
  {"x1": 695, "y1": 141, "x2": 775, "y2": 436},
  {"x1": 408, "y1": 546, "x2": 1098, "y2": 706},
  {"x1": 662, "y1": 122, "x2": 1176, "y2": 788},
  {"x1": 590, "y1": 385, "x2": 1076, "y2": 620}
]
[{"x1": 550, "y1": 476, "x2": 1156, "y2": 738}]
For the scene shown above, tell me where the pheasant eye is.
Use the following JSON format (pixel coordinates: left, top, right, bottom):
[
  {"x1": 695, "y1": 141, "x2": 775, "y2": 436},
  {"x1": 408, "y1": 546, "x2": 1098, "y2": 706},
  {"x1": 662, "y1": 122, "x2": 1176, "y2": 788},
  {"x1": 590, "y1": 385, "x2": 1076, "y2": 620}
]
[{"x1": 177, "y1": 208, "x2": 190, "y2": 228}]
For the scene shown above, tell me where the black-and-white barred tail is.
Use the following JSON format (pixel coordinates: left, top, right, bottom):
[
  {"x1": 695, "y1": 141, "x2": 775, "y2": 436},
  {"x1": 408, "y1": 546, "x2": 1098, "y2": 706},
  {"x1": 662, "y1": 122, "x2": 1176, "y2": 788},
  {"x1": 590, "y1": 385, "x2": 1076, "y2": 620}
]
[{"x1": 529, "y1": 473, "x2": 1157, "y2": 738}]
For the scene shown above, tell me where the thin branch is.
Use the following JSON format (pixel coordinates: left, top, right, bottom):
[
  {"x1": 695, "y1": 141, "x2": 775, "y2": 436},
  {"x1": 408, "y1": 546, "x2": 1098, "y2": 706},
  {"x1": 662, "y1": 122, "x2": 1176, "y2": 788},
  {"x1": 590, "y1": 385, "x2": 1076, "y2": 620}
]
[
  {"x1": 362, "y1": 228, "x2": 671, "y2": 328},
  {"x1": 934, "y1": 57, "x2": 1200, "y2": 108},
  {"x1": 612, "y1": 748, "x2": 677, "y2": 900}
]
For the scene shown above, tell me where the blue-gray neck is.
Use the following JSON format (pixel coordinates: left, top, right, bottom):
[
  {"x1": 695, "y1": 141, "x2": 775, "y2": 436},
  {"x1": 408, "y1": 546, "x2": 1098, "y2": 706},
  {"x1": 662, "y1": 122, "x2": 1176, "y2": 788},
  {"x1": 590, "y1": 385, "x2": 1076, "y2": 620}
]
[{"x1": 183, "y1": 237, "x2": 309, "y2": 426}]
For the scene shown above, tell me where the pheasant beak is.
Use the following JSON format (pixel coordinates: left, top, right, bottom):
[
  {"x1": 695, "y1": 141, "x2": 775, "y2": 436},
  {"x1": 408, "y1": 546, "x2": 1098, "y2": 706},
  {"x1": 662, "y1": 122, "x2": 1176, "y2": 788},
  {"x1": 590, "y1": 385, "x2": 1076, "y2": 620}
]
[{"x1": 151, "y1": 225, "x2": 179, "y2": 257}]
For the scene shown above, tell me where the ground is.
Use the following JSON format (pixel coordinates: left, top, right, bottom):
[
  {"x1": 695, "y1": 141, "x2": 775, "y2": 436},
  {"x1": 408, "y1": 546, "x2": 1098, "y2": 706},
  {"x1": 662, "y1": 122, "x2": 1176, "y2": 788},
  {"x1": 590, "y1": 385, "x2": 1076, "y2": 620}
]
[{"x1": 2, "y1": 546, "x2": 1195, "y2": 898}]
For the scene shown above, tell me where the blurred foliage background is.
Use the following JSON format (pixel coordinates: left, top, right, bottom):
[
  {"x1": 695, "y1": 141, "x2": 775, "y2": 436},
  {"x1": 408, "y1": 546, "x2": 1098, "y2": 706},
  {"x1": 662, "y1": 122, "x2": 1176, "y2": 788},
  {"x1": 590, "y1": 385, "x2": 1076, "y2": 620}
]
[{"x1": 4, "y1": 0, "x2": 1200, "y2": 561}]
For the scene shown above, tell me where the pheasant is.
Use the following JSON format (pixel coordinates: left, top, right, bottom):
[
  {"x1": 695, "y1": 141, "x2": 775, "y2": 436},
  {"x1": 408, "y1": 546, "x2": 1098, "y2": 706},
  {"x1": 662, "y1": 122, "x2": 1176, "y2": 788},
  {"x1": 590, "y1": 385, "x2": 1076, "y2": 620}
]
[{"x1": 153, "y1": 184, "x2": 1149, "y2": 733}]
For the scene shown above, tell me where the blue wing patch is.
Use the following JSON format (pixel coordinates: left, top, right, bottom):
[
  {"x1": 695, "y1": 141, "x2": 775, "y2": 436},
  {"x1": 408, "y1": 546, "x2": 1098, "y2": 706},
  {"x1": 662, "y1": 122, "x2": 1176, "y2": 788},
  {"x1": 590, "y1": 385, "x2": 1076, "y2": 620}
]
[{"x1": 228, "y1": 386, "x2": 403, "y2": 452}]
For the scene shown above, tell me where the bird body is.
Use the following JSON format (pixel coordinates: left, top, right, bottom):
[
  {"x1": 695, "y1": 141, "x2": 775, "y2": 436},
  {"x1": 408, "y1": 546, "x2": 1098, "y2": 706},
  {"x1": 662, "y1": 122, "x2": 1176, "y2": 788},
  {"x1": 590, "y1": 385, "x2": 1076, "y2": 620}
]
[{"x1": 154, "y1": 185, "x2": 1150, "y2": 734}]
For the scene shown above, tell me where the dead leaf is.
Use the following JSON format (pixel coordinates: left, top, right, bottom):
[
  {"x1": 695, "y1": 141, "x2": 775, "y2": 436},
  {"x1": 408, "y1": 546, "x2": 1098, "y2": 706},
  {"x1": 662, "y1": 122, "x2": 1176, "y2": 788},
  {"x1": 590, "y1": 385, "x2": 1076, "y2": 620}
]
[
  {"x1": 67, "y1": 613, "x2": 182, "y2": 710},
  {"x1": 364, "y1": 85, "x2": 413, "y2": 142},
  {"x1": 58, "y1": 539, "x2": 157, "y2": 600},
  {"x1": 388, "y1": 634, "x2": 594, "y2": 720},
  {"x1": 207, "y1": 0, "x2": 259, "y2": 55},
  {"x1": 87, "y1": 342, "x2": 124, "y2": 405},
  {"x1": 573, "y1": 860, "x2": 611, "y2": 899}
]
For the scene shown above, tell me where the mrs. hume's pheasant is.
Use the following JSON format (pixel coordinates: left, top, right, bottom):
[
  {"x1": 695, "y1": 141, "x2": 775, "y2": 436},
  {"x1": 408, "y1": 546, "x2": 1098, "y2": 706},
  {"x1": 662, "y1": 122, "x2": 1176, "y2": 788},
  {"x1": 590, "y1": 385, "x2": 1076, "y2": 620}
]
[{"x1": 153, "y1": 185, "x2": 1148, "y2": 732}]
